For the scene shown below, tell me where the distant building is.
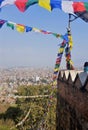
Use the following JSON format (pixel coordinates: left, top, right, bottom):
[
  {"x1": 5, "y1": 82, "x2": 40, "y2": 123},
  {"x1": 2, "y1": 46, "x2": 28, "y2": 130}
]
[{"x1": 35, "y1": 76, "x2": 40, "y2": 82}]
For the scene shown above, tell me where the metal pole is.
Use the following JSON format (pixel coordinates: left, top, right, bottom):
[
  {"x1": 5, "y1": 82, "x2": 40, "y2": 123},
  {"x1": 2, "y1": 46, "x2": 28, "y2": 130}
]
[{"x1": 68, "y1": 13, "x2": 71, "y2": 30}]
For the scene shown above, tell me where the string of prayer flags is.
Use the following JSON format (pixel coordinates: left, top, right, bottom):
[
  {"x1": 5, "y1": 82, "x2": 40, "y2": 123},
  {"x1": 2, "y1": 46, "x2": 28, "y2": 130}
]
[
  {"x1": 65, "y1": 46, "x2": 74, "y2": 70},
  {"x1": 53, "y1": 30, "x2": 74, "y2": 81},
  {"x1": 0, "y1": 19, "x2": 66, "y2": 41},
  {"x1": 0, "y1": 18, "x2": 74, "y2": 81},
  {"x1": 65, "y1": 30, "x2": 74, "y2": 70},
  {"x1": 53, "y1": 40, "x2": 66, "y2": 80},
  {"x1": 67, "y1": 29, "x2": 73, "y2": 49},
  {"x1": 0, "y1": 0, "x2": 88, "y2": 14}
]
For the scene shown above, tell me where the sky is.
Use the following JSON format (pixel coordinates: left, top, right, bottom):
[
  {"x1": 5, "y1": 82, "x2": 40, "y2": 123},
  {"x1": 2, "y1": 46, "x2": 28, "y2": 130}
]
[{"x1": 0, "y1": 1, "x2": 88, "y2": 69}]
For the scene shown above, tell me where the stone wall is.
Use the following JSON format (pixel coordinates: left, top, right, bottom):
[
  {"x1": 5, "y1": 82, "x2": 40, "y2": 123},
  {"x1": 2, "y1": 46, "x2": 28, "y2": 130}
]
[{"x1": 56, "y1": 70, "x2": 88, "y2": 130}]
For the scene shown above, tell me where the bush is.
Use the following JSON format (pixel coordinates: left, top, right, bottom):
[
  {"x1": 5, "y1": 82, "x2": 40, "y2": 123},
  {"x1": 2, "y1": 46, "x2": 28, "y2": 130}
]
[{"x1": 0, "y1": 125, "x2": 17, "y2": 130}]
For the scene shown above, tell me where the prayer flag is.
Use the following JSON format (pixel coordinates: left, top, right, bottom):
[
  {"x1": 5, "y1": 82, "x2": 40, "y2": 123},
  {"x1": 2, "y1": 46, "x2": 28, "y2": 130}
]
[
  {"x1": 40, "y1": 30, "x2": 51, "y2": 34},
  {"x1": 39, "y1": 0, "x2": 51, "y2": 11},
  {"x1": 0, "y1": 19, "x2": 6, "y2": 28},
  {"x1": 25, "y1": 26, "x2": 32, "y2": 32},
  {"x1": 16, "y1": 24, "x2": 25, "y2": 32},
  {"x1": 73, "y1": 2, "x2": 86, "y2": 13},
  {"x1": 7, "y1": 22, "x2": 15, "y2": 30},
  {"x1": 26, "y1": 0, "x2": 38, "y2": 10},
  {"x1": 15, "y1": 0, "x2": 38, "y2": 12},
  {"x1": 84, "y1": 2, "x2": 88, "y2": 11},
  {"x1": 58, "y1": 48, "x2": 64, "y2": 53},
  {"x1": 62, "y1": 1, "x2": 74, "y2": 14},
  {"x1": 54, "y1": 68, "x2": 59, "y2": 72},
  {"x1": 1, "y1": 0, "x2": 88, "y2": 14},
  {"x1": 15, "y1": 0, "x2": 27, "y2": 12},
  {"x1": 33, "y1": 28, "x2": 40, "y2": 33},
  {"x1": 50, "y1": 0, "x2": 61, "y2": 10},
  {"x1": 0, "y1": 0, "x2": 15, "y2": 7}
]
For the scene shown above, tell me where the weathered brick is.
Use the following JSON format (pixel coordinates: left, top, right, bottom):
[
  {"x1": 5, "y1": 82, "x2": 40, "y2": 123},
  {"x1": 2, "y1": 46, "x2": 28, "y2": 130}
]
[{"x1": 56, "y1": 70, "x2": 88, "y2": 130}]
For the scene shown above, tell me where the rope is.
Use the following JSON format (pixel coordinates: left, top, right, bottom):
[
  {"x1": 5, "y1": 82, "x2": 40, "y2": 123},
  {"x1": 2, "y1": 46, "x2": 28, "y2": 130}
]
[{"x1": 10, "y1": 108, "x2": 31, "y2": 129}]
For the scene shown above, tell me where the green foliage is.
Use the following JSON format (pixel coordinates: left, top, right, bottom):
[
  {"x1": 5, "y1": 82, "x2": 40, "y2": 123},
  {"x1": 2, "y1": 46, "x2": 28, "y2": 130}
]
[
  {"x1": 0, "y1": 84, "x2": 57, "y2": 130},
  {"x1": 0, "y1": 120, "x2": 17, "y2": 130},
  {"x1": 0, "y1": 126, "x2": 17, "y2": 130},
  {"x1": 16, "y1": 85, "x2": 57, "y2": 130},
  {"x1": 0, "y1": 126, "x2": 11, "y2": 130}
]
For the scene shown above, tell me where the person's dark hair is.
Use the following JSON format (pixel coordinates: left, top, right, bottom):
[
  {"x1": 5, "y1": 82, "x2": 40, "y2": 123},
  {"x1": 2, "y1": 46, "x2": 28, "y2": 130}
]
[
  {"x1": 84, "y1": 62, "x2": 88, "y2": 72},
  {"x1": 84, "y1": 62, "x2": 88, "y2": 67}
]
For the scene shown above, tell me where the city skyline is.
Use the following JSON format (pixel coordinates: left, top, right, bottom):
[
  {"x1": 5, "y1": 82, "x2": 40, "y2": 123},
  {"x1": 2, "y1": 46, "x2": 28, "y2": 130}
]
[{"x1": 0, "y1": 1, "x2": 88, "y2": 69}]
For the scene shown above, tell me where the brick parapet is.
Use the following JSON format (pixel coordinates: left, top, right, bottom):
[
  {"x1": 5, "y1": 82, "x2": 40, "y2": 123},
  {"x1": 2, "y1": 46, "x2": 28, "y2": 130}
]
[{"x1": 56, "y1": 70, "x2": 88, "y2": 130}]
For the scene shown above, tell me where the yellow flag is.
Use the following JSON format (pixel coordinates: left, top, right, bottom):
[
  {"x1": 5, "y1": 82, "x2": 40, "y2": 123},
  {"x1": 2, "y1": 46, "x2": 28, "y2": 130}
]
[
  {"x1": 58, "y1": 48, "x2": 64, "y2": 53},
  {"x1": 70, "y1": 60, "x2": 73, "y2": 65},
  {"x1": 54, "y1": 68, "x2": 59, "y2": 72},
  {"x1": 68, "y1": 35, "x2": 73, "y2": 49},
  {"x1": 16, "y1": 24, "x2": 25, "y2": 33},
  {"x1": 39, "y1": 0, "x2": 51, "y2": 11},
  {"x1": 53, "y1": 80, "x2": 57, "y2": 86}
]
